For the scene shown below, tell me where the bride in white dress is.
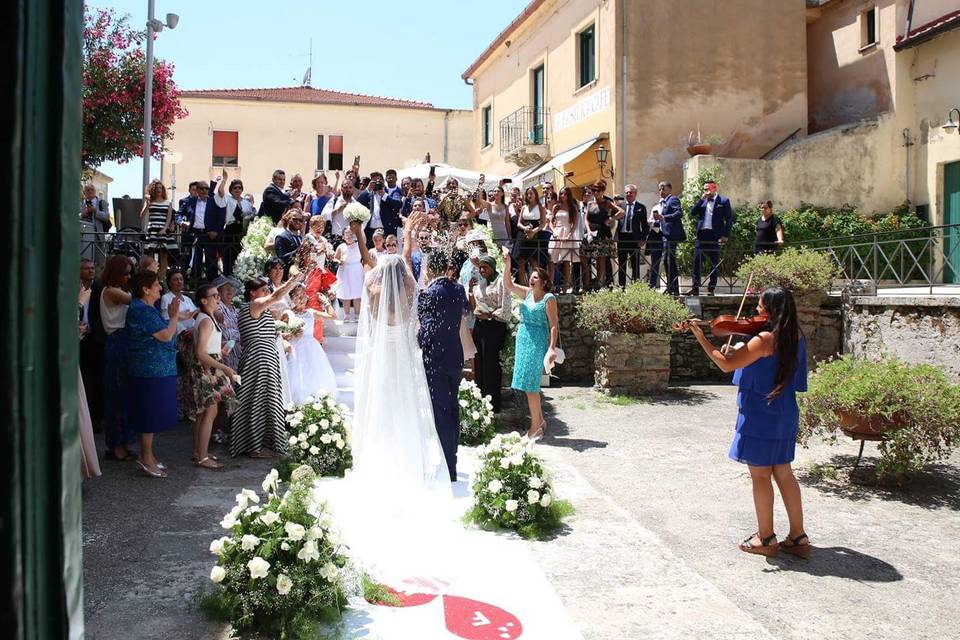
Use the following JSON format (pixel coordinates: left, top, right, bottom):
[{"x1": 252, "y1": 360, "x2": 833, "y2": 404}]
[
  {"x1": 318, "y1": 216, "x2": 456, "y2": 583},
  {"x1": 282, "y1": 284, "x2": 338, "y2": 405}
]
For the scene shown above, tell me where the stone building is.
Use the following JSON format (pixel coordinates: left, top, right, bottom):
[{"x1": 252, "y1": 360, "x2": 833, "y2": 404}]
[
  {"x1": 160, "y1": 86, "x2": 472, "y2": 194},
  {"x1": 461, "y1": 0, "x2": 809, "y2": 203}
]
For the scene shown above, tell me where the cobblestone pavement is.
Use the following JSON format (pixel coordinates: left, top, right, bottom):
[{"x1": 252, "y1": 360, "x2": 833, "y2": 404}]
[{"x1": 83, "y1": 384, "x2": 960, "y2": 639}]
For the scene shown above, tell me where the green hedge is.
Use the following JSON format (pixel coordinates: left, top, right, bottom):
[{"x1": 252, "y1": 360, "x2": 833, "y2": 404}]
[{"x1": 676, "y1": 167, "x2": 929, "y2": 281}]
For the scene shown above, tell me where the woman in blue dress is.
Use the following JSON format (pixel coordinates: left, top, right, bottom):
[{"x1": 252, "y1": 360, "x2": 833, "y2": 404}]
[
  {"x1": 679, "y1": 286, "x2": 810, "y2": 559},
  {"x1": 125, "y1": 270, "x2": 181, "y2": 478},
  {"x1": 501, "y1": 246, "x2": 560, "y2": 441}
]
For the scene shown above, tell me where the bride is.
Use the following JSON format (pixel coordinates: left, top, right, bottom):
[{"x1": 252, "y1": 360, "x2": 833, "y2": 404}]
[{"x1": 348, "y1": 215, "x2": 450, "y2": 502}]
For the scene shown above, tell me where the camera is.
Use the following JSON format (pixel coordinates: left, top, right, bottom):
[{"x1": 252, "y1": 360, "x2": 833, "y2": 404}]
[{"x1": 372, "y1": 180, "x2": 384, "y2": 191}]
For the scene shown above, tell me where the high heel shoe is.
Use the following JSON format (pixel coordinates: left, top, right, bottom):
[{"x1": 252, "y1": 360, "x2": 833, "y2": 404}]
[{"x1": 530, "y1": 419, "x2": 547, "y2": 441}]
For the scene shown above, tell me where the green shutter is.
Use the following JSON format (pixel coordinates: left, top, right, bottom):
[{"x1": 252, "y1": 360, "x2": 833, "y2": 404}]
[
  {"x1": 1, "y1": 1, "x2": 84, "y2": 638},
  {"x1": 944, "y1": 162, "x2": 960, "y2": 283}
]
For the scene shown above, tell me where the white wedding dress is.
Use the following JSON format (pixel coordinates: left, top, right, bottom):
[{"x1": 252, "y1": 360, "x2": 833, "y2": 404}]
[
  {"x1": 316, "y1": 254, "x2": 455, "y2": 582},
  {"x1": 284, "y1": 310, "x2": 337, "y2": 405}
]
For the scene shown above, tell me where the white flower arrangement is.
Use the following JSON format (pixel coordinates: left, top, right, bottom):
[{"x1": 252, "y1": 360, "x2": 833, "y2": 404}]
[
  {"x1": 275, "y1": 315, "x2": 306, "y2": 340},
  {"x1": 458, "y1": 379, "x2": 496, "y2": 446},
  {"x1": 343, "y1": 201, "x2": 371, "y2": 225},
  {"x1": 282, "y1": 392, "x2": 352, "y2": 478},
  {"x1": 233, "y1": 217, "x2": 275, "y2": 287},
  {"x1": 203, "y1": 465, "x2": 349, "y2": 636},
  {"x1": 464, "y1": 432, "x2": 573, "y2": 539}
]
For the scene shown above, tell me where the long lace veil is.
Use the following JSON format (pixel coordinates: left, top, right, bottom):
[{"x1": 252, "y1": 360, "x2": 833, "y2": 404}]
[{"x1": 352, "y1": 254, "x2": 450, "y2": 500}]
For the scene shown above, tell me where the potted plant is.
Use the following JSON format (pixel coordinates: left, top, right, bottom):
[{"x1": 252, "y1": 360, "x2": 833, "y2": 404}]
[
  {"x1": 686, "y1": 126, "x2": 724, "y2": 156},
  {"x1": 735, "y1": 248, "x2": 837, "y2": 351},
  {"x1": 798, "y1": 357, "x2": 960, "y2": 481},
  {"x1": 577, "y1": 283, "x2": 688, "y2": 394}
]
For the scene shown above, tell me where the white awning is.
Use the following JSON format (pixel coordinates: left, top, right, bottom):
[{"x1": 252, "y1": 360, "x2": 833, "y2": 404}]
[{"x1": 517, "y1": 136, "x2": 601, "y2": 186}]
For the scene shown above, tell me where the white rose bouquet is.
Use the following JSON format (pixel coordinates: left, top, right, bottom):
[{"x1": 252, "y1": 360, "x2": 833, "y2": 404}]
[
  {"x1": 282, "y1": 392, "x2": 352, "y2": 478},
  {"x1": 276, "y1": 316, "x2": 306, "y2": 340},
  {"x1": 233, "y1": 217, "x2": 275, "y2": 285},
  {"x1": 458, "y1": 379, "x2": 495, "y2": 446},
  {"x1": 342, "y1": 201, "x2": 371, "y2": 226},
  {"x1": 464, "y1": 432, "x2": 574, "y2": 539},
  {"x1": 202, "y1": 466, "x2": 349, "y2": 637}
]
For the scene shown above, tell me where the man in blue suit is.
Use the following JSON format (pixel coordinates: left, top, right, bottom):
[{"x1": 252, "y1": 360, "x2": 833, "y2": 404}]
[
  {"x1": 356, "y1": 171, "x2": 402, "y2": 246},
  {"x1": 183, "y1": 175, "x2": 226, "y2": 282},
  {"x1": 416, "y1": 249, "x2": 469, "y2": 482},
  {"x1": 653, "y1": 181, "x2": 686, "y2": 296},
  {"x1": 688, "y1": 180, "x2": 733, "y2": 296}
]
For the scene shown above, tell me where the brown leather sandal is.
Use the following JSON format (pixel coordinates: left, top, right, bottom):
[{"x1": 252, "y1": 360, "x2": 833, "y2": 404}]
[
  {"x1": 780, "y1": 533, "x2": 811, "y2": 559},
  {"x1": 739, "y1": 532, "x2": 779, "y2": 557}
]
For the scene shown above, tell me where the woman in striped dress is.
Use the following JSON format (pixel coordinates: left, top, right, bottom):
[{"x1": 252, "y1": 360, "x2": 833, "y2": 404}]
[
  {"x1": 140, "y1": 180, "x2": 179, "y2": 279},
  {"x1": 230, "y1": 274, "x2": 301, "y2": 457}
]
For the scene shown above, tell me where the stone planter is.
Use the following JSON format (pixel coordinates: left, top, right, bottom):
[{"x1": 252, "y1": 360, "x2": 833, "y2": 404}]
[
  {"x1": 795, "y1": 290, "x2": 828, "y2": 365},
  {"x1": 594, "y1": 331, "x2": 671, "y2": 395},
  {"x1": 686, "y1": 143, "x2": 712, "y2": 157}
]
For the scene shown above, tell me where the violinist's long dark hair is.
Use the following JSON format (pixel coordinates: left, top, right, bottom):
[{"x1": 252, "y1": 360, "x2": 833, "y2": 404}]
[{"x1": 761, "y1": 286, "x2": 800, "y2": 400}]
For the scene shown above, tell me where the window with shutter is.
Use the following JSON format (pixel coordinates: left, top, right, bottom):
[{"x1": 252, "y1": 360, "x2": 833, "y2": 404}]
[{"x1": 212, "y1": 130, "x2": 238, "y2": 167}]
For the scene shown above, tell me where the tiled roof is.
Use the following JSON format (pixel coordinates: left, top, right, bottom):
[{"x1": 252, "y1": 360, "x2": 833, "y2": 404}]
[
  {"x1": 462, "y1": 0, "x2": 549, "y2": 80},
  {"x1": 894, "y1": 8, "x2": 960, "y2": 50},
  {"x1": 179, "y1": 86, "x2": 436, "y2": 110}
]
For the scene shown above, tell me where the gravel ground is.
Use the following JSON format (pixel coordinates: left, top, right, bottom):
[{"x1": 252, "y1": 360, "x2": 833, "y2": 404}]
[{"x1": 82, "y1": 385, "x2": 960, "y2": 639}]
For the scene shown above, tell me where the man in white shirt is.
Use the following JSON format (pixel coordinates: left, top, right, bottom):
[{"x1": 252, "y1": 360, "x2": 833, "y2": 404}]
[
  {"x1": 160, "y1": 270, "x2": 198, "y2": 336},
  {"x1": 616, "y1": 184, "x2": 649, "y2": 287},
  {"x1": 320, "y1": 178, "x2": 360, "y2": 242}
]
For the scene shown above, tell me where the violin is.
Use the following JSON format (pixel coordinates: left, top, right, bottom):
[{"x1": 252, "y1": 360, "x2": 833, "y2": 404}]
[{"x1": 674, "y1": 314, "x2": 768, "y2": 338}]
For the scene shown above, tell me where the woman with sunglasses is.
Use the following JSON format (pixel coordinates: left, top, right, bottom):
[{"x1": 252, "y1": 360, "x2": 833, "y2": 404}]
[
  {"x1": 583, "y1": 180, "x2": 623, "y2": 290},
  {"x1": 754, "y1": 200, "x2": 785, "y2": 254},
  {"x1": 182, "y1": 284, "x2": 238, "y2": 470},
  {"x1": 222, "y1": 177, "x2": 255, "y2": 275}
]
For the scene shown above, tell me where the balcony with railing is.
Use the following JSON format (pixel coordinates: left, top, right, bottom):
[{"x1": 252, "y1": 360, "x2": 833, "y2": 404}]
[{"x1": 499, "y1": 106, "x2": 550, "y2": 168}]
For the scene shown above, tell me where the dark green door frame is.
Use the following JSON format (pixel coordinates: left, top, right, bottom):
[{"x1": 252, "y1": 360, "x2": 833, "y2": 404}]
[
  {"x1": 944, "y1": 161, "x2": 960, "y2": 284},
  {"x1": 1, "y1": 1, "x2": 84, "y2": 639}
]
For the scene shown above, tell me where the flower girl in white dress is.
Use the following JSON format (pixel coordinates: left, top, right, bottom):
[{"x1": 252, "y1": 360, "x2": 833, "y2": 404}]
[{"x1": 282, "y1": 284, "x2": 338, "y2": 405}]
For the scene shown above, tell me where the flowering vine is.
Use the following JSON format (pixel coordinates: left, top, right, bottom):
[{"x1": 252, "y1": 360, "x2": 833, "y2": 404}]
[{"x1": 82, "y1": 7, "x2": 188, "y2": 172}]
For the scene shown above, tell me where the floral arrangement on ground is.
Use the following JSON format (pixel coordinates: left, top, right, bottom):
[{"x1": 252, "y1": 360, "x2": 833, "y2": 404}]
[
  {"x1": 199, "y1": 466, "x2": 349, "y2": 638},
  {"x1": 464, "y1": 433, "x2": 574, "y2": 539},
  {"x1": 459, "y1": 379, "x2": 495, "y2": 446},
  {"x1": 280, "y1": 393, "x2": 352, "y2": 480}
]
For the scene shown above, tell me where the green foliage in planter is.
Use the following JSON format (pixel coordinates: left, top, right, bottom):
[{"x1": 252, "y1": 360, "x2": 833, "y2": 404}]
[
  {"x1": 577, "y1": 283, "x2": 688, "y2": 334},
  {"x1": 735, "y1": 248, "x2": 837, "y2": 295},
  {"x1": 799, "y1": 357, "x2": 960, "y2": 479}
]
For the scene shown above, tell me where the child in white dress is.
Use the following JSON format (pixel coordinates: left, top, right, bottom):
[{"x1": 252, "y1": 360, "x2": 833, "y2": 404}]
[
  {"x1": 334, "y1": 228, "x2": 364, "y2": 322},
  {"x1": 283, "y1": 285, "x2": 338, "y2": 405}
]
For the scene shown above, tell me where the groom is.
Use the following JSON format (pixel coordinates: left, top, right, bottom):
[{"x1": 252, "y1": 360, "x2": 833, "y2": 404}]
[{"x1": 416, "y1": 248, "x2": 469, "y2": 482}]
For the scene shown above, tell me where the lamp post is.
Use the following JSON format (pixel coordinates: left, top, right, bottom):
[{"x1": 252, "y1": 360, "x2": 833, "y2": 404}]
[
  {"x1": 142, "y1": 2, "x2": 179, "y2": 191},
  {"x1": 595, "y1": 144, "x2": 615, "y2": 180},
  {"x1": 943, "y1": 108, "x2": 960, "y2": 135}
]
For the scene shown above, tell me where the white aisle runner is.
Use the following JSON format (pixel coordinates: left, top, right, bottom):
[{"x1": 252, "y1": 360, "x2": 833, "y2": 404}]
[{"x1": 319, "y1": 319, "x2": 583, "y2": 640}]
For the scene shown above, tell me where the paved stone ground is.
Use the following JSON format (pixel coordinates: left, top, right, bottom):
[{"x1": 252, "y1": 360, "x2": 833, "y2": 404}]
[{"x1": 83, "y1": 384, "x2": 960, "y2": 639}]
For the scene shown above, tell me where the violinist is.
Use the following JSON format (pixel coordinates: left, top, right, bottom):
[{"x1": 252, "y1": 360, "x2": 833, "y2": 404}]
[{"x1": 677, "y1": 286, "x2": 811, "y2": 559}]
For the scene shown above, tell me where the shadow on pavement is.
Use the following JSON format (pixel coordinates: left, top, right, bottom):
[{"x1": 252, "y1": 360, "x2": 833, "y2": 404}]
[
  {"x1": 541, "y1": 407, "x2": 608, "y2": 452},
  {"x1": 763, "y1": 546, "x2": 903, "y2": 582},
  {"x1": 798, "y1": 454, "x2": 960, "y2": 511}
]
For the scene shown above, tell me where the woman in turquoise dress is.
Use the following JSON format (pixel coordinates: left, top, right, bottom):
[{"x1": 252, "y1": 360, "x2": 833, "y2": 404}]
[
  {"x1": 679, "y1": 286, "x2": 810, "y2": 559},
  {"x1": 125, "y1": 270, "x2": 181, "y2": 478},
  {"x1": 501, "y1": 247, "x2": 559, "y2": 440}
]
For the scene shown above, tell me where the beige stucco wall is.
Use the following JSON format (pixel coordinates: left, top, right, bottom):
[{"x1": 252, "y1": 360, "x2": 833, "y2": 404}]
[
  {"x1": 686, "y1": 111, "x2": 906, "y2": 215},
  {"x1": 469, "y1": 0, "x2": 618, "y2": 186},
  {"x1": 807, "y1": 0, "x2": 904, "y2": 133},
  {"x1": 903, "y1": 27, "x2": 960, "y2": 225},
  {"x1": 622, "y1": 0, "x2": 808, "y2": 205},
  {"x1": 161, "y1": 98, "x2": 471, "y2": 194}
]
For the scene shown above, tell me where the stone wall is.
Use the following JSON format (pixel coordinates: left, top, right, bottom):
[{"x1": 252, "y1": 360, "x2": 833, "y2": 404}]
[
  {"x1": 844, "y1": 296, "x2": 960, "y2": 383},
  {"x1": 671, "y1": 296, "x2": 843, "y2": 383}
]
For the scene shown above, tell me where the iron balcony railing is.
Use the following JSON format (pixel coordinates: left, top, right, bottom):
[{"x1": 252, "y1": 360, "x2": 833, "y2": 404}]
[
  {"x1": 80, "y1": 223, "x2": 960, "y2": 295},
  {"x1": 499, "y1": 106, "x2": 549, "y2": 157}
]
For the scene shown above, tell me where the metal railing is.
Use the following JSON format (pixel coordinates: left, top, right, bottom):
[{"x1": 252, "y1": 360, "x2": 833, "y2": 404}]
[
  {"x1": 81, "y1": 222, "x2": 960, "y2": 295},
  {"x1": 499, "y1": 106, "x2": 549, "y2": 157}
]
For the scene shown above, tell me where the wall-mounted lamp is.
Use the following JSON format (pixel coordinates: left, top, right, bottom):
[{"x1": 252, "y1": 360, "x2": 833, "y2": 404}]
[
  {"x1": 943, "y1": 108, "x2": 960, "y2": 135},
  {"x1": 595, "y1": 144, "x2": 614, "y2": 179}
]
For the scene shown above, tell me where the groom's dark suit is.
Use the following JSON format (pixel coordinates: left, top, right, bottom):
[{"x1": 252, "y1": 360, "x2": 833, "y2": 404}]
[{"x1": 417, "y1": 276, "x2": 469, "y2": 481}]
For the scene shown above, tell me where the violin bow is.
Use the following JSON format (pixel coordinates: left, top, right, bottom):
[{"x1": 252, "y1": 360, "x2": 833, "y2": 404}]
[{"x1": 725, "y1": 271, "x2": 754, "y2": 352}]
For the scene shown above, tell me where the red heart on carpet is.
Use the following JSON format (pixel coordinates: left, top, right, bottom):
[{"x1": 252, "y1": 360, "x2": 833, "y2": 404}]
[{"x1": 442, "y1": 594, "x2": 523, "y2": 639}]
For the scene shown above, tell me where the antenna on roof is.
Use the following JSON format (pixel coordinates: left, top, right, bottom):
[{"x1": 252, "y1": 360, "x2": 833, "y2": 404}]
[{"x1": 301, "y1": 38, "x2": 313, "y2": 87}]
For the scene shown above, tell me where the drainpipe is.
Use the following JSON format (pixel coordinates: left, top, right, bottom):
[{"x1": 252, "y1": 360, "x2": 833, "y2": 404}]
[
  {"x1": 620, "y1": 0, "x2": 627, "y2": 188},
  {"x1": 903, "y1": 0, "x2": 915, "y2": 40},
  {"x1": 903, "y1": 128, "x2": 913, "y2": 206},
  {"x1": 443, "y1": 109, "x2": 451, "y2": 163}
]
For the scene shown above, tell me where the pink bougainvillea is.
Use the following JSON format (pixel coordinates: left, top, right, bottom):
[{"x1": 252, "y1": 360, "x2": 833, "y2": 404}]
[{"x1": 82, "y1": 7, "x2": 188, "y2": 171}]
